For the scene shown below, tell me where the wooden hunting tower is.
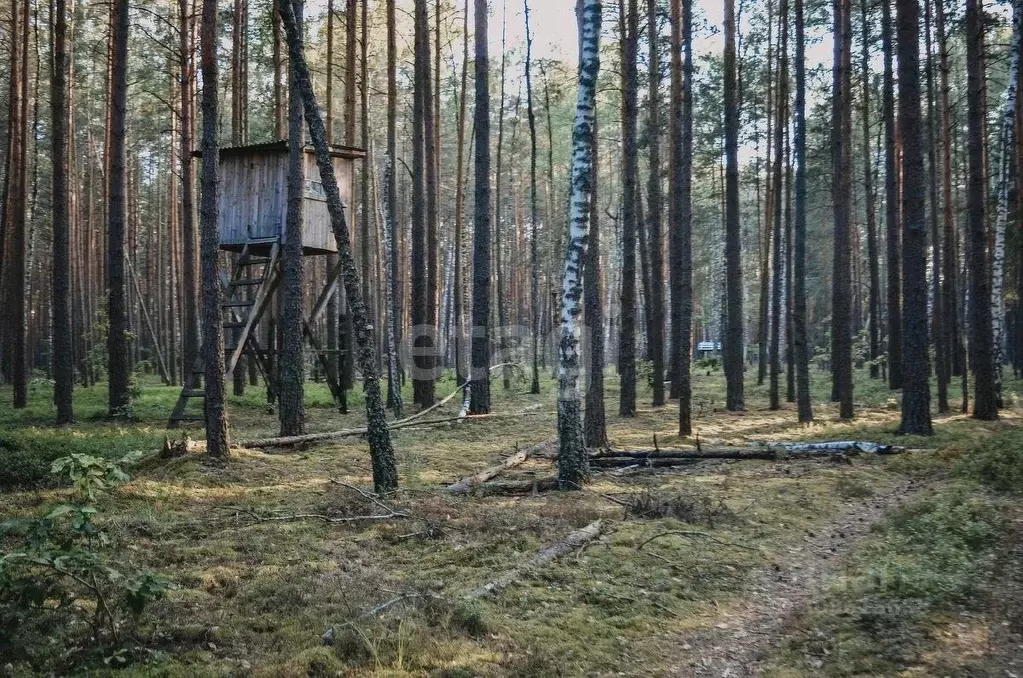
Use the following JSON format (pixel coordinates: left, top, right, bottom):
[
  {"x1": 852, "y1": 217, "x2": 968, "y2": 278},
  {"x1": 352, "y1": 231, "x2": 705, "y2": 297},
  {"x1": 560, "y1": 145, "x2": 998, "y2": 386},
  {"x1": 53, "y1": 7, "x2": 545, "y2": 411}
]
[
  {"x1": 168, "y1": 140, "x2": 365, "y2": 428},
  {"x1": 216, "y1": 140, "x2": 364, "y2": 254}
]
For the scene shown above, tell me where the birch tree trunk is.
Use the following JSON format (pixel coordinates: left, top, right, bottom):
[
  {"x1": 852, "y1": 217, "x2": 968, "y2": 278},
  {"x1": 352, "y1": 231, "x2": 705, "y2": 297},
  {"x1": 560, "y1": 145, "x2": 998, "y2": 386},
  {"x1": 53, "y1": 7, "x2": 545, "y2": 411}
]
[
  {"x1": 559, "y1": 0, "x2": 602, "y2": 490},
  {"x1": 990, "y1": 0, "x2": 1021, "y2": 408},
  {"x1": 277, "y1": 0, "x2": 399, "y2": 492}
]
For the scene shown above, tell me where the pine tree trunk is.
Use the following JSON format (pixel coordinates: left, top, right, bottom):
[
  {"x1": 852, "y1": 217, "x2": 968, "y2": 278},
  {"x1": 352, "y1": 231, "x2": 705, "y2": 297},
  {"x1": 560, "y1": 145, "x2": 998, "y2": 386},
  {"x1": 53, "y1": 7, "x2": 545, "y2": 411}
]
[
  {"x1": 453, "y1": 0, "x2": 469, "y2": 389},
  {"x1": 618, "y1": 0, "x2": 638, "y2": 418},
  {"x1": 831, "y1": 0, "x2": 854, "y2": 419},
  {"x1": 924, "y1": 0, "x2": 949, "y2": 413},
  {"x1": 723, "y1": 0, "x2": 745, "y2": 411},
  {"x1": 107, "y1": 0, "x2": 131, "y2": 415},
  {"x1": 200, "y1": 0, "x2": 231, "y2": 456},
  {"x1": 769, "y1": 0, "x2": 788, "y2": 411},
  {"x1": 669, "y1": 0, "x2": 694, "y2": 433},
  {"x1": 6, "y1": 0, "x2": 28, "y2": 407},
  {"x1": 278, "y1": 0, "x2": 306, "y2": 437},
  {"x1": 584, "y1": 110, "x2": 607, "y2": 448},
  {"x1": 469, "y1": 0, "x2": 492, "y2": 415},
  {"x1": 646, "y1": 0, "x2": 665, "y2": 407},
  {"x1": 860, "y1": 0, "x2": 882, "y2": 382},
  {"x1": 424, "y1": 0, "x2": 439, "y2": 406},
  {"x1": 882, "y1": 0, "x2": 902, "y2": 390},
  {"x1": 525, "y1": 0, "x2": 541, "y2": 395},
  {"x1": 52, "y1": 0, "x2": 74, "y2": 424},
  {"x1": 385, "y1": 0, "x2": 403, "y2": 416},
  {"x1": 411, "y1": 0, "x2": 429, "y2": 407},
  {"x1": 559, "y1": 0, "x2": 602, "y2": 490},
  {"x1": 966, "y1": 0, "x2": 999, "y2": 419},
  {"x1": 794, "y1": 0, "x2": 813, "y2": 422},
  {"x1": 278, "y1": 0, "x2": 399, "y2": 492},
  {"x1": 896, "y1": 0, "x2": 932, "y2": 434}
]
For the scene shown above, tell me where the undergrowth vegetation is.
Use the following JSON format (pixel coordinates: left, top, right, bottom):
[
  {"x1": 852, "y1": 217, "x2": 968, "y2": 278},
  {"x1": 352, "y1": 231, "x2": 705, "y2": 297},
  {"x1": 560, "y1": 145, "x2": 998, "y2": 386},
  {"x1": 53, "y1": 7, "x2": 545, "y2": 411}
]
[
  {"x1": 0, "y1": 370, "x2": 1020, "y2": 675},
  {"x1": 768, "y1": 428, "x2": 1023, "y2": 677}
]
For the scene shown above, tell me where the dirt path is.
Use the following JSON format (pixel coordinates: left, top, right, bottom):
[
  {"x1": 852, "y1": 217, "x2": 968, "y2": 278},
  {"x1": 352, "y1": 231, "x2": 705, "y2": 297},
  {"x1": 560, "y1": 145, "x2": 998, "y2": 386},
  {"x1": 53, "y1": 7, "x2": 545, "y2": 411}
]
[{"x1": 667, "y1": 476, "x2": 929, "y2": 677}]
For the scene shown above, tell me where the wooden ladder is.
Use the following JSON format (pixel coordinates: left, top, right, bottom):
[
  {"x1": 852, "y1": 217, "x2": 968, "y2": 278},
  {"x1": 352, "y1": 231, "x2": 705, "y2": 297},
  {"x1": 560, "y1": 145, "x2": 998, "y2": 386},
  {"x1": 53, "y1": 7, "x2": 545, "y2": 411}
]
[{"x1": 167, "y1": 240, "x2": 281, "y2": 428}]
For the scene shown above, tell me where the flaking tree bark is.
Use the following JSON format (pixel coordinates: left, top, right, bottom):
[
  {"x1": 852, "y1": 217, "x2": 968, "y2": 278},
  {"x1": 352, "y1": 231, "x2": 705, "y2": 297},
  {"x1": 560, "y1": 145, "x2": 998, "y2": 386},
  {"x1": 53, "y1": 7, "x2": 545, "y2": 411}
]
[
  {"x1": 559, "y1": 0, "x2": 602, "y2": 489},
  {"x1": 278, "y1": 0, "x2": 400, "y2": 492},
  {"x1": 200, "y1": 0, "x2": 231, "y2": 456}
]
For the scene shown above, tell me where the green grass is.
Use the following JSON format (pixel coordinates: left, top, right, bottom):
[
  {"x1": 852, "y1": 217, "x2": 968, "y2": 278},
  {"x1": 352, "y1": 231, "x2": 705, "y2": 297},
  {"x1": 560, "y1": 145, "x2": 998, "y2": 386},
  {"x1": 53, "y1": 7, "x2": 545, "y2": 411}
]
[
  {"x1": 765, "y1": 482, "x2": 1010, "y2": 677},
  {"x1": 1, "y1": 367, "x2": 1021, "y2": 675}
]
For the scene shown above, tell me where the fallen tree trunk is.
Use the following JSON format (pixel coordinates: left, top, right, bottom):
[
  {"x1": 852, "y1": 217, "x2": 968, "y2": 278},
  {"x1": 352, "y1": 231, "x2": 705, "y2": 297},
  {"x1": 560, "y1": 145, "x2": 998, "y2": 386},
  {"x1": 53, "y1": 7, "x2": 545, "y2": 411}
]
[
  {"x1": 593, "y1": 448, "x2": 777, "y2": 461},
  {"x1": 465, "y1": 520, "x2": 604, "y2": 600},
  {"x1": 473, "y1": 474, "x2": 561, "y2": 495},
  {"x1": 237, "y1": 411, "x2": 539, "y2": 449},
  {"x1": 446, "y1": 439, "x2": 555, "y2": 493},
  {"x1": 752, "y1": 440, "x2": 905, "y2": 455},
  {"x1": 589, "y1": 457, "x2": 702, "y2": 468}
]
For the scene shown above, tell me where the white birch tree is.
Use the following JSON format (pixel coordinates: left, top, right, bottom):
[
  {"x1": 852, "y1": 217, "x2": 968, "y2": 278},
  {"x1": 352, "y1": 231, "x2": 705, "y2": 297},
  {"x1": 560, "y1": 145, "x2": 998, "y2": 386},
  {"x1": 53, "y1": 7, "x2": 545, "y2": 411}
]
[
  {"x1": 990, "y1": 0, "x2": 1021, "y2": 406},
  {"x1": 557, "y1": 0, "x2": 602, "y2": 490}
]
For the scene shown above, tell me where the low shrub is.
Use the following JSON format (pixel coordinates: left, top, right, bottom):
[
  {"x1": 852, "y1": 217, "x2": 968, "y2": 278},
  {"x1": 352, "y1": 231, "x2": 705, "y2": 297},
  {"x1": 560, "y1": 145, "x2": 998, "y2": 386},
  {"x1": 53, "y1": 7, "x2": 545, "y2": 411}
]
[
  {"x1": 956, "y1": 430, "x2": 1023, "y2": 493},
  {"x1": 0, "y1": 452, "x2": 169, "y2": 671}
]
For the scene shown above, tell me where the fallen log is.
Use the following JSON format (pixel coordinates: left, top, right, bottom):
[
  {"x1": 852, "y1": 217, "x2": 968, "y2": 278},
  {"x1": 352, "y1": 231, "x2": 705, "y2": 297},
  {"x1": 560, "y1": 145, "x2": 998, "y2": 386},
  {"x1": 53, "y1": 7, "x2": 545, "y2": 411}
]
[
  {"x1": 237, "y1": 411, "x2": 538, "y2": 449},
  {"x1": 752, "y1": 440, "x2": 906, "y2": 455},
  {"x1": 473, "y1": 474, "x2": 560, "y2": 495},
  {"x1": 590, "y1": 457, "x2": 702, "y2": 468},
  {"x1": 465, "y1": 520, "x2": 604, "y2": 600},
  {"x1": 446, "y1": 439, "x2": 555, "y2": 493},
  {"x1": 592, "y1": 448, "x2": 777, "y2": 461}
]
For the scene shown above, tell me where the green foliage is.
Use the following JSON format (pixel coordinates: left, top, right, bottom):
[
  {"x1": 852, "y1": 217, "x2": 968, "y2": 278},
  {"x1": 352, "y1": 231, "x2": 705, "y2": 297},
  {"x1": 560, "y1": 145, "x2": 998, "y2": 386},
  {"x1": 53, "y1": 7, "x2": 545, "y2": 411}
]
[
  {"x1": 957, "y1": 430, "x2": 1023, "y2": 493},
  {"x1": 0, "y1": 452, "x2": 168, "y2": 670},
  {"x1": 861, "y1": 491, "x2": 1002, "y2": 605},
  {"x1": 0, "y1": 430, "x2": 156, "y2": 489},
  {"x1": 777, "y1": 489, "x2": 1006, "y2": 676},
  {"x1": 695, "y1": 357, "x2": 720, "y2": 372}
]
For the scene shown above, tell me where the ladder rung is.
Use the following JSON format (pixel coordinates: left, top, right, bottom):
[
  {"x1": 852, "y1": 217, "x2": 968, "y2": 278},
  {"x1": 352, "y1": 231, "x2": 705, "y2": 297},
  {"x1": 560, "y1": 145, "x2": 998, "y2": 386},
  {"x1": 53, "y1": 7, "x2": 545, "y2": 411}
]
[
  {"x1": 223, "y1": 321, "x2": 247, "y2": 329},
  {"x1": 181, "y1": 389, "x2": 205, "y2": 398},
  {"x1": 231, "y1": 279, "x2": 263, "y2": 287},
  {"x1": 238, "y1": 258, "x2": 271, "y2": 267},
  {"x1": 223, "y1": 300, "x2": 255, "y2": 308}
]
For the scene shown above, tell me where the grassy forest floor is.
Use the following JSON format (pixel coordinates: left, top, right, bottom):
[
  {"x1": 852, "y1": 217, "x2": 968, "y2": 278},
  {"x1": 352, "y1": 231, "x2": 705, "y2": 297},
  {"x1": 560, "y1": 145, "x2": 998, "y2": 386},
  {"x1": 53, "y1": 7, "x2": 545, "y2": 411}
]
[{"x1": 2, "y1": 365, "x2": 1023, "y2": 676}]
